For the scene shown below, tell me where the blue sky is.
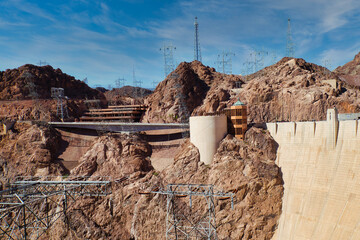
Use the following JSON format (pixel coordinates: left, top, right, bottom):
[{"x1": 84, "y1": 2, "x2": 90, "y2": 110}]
[{"x1": 1, "y1": 0, "x2": 360, "y2": 89}]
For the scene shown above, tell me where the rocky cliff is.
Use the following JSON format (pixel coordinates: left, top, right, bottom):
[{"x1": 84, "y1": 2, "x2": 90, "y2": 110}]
[
  {"x1": 0, "y1": 122, "x2": 66, "y2": 187},
  {"x1": 193, "y1": 57, "x2": 360, "y2": 123},
  {"x1": 0, "y1": 64, "x2": 106, "y2": 121},
  {"x1": 142, "y1": 61, "x2": 243, "y2": 123},
  {"x1": 104, "y1": 86, "x2": 152, "y2": 105},
  {"x1": 45, "y1": 127, "x2": 283, "y2": 240},
  {"x1": 0, "y1": 64, "x2": 103, "y2": 100},
  {"x1": 334, "y1": 52, "x2": 360, "y2": 87}
]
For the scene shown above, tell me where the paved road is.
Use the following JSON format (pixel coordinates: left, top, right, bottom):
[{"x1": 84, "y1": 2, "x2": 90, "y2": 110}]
[{"x1": 48, "y1": 122, "x2": 189, "y2": 133}]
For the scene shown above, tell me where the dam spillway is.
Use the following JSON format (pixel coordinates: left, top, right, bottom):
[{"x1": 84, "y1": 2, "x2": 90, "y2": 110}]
[{"x1": 267, "y1": 110, "x2": 360, "y2": 239}]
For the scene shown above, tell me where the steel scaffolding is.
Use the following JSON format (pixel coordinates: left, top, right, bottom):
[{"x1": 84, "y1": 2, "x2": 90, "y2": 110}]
[
  {"x1": 0, "y1": 176, "x2": 111, "y2": 240},
  {"x1": 152, "y1": 184, "x2": 234, "y2": 240}
]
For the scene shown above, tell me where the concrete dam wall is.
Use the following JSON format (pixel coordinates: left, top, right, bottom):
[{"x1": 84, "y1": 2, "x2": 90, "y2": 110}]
[{"x1": 267, "y1": 109, "x2": 360, "y2": 240}]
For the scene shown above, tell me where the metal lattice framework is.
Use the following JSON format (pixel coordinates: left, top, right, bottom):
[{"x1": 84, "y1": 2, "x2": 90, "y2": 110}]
[
  {"x1": 0, "y1": 176, "x2": 111, "y2": 240},
  {"x1": 51, "y1": 87, "x2": 69, "y2": 121},
  {"x1": 160, "y1": 43, "x2": 176, "y2": 78},
  {"x1": 194, "y1": 17, "x2": 202, "y2": 62},
  {"x1": 286, "y1": 18, "x2": 295, "y2": 58},
  {"x1": 152, "y1": 184, "x2": 234, "y2": 240},
  {"x1": 216, "y1": 50, "x2": 235, "y2": 74}
]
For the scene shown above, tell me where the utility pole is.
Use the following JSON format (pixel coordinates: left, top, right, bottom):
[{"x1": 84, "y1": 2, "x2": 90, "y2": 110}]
[
  {"x1": 286, "y1": 18, "x2": 295, "y2": 58},
  {"x1": 216, "y1": 50, "x2": 235, "y2": 74},
  {"x1": 160, "y1": 43, "x2": 176, "y2": 78},
  {"x1": 194, "y1": 17, "x2": 202, "y2": 62}
]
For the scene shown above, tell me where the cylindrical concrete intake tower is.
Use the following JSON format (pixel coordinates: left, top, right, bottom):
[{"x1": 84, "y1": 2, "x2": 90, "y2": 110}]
[{"x1": 189, "y1": 115, "x2": 227, "y2": 165}]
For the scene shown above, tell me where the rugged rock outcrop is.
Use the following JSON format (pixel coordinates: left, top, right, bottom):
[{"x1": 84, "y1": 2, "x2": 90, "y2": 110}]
[
  {"x1": 142, "y1": 61, "x2": 243, "y2": 123},
  {"x1": 71, "y1": 134, "x2": 153, "y2": 177},
  {"x1": 0, "y1": 64, "x2": 106, "y2": 121},
  {"x1": 0, "y1": 64, "x2": 103, "y2": 100},
  {"x1": 335, "y1": 52, "x2": 360, "y2": 76},
  {"x1": 227, "y1": 57, "x2": 360, "y2": 123},
  {"x1": 0, "y1": 99, "x2": 88, "y2": 121},
  {"x1": 334, "y1": 52, "x2": 360, "y2": 87},
  {"x1": 47, "y1": 128, "x2": 283, "y2": 240},
  {"x1": 0, "y1": 122, "x2": 66, "y2": 187},
  {"x1": 104, "y1": 86, "x2": 152, "y2": 105}
]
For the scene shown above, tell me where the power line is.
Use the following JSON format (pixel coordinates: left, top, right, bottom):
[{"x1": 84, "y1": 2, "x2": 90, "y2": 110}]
[{"x1": 194, "y1": 17, "x2": 202, "y2": 62}]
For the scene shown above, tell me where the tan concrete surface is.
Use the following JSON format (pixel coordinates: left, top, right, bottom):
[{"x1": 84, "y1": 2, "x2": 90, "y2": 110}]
[
  {"x1": 267, "y1": 112, "x2": 360, "y2": 239},
  {"x1": 190, "y1": 115, "x2": 227, "y2": 164}
]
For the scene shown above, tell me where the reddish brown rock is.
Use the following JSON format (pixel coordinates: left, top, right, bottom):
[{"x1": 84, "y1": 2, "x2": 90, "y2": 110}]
[
  {"x1": 47, "y1": 128, "x2": 283, "y2": 240},
  {"x1": 0, "y1": 122, "x2": 66, "y2": 187},
  {"x1": 227, "y1": 57, "x2": 360, "y2": 123},
  {"x1": 142, "y1": 61, "x2": 243, "y2": 123},
  {"x1": 0, "y1": 64, "x2": 103, "y2": 100},
  {"x1": 104, "y1": 85, "x2": 153, "y2": 105}
]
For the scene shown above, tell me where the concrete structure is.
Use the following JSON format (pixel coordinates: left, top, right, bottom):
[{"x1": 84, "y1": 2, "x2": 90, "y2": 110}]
[
  {"x1": 230, "y1": 99, "x2": 247, "y2": 139},
  {"x1": 338, "y1": 112, "x2": 360, "y2": 121},
  {"x1": 48, "y1": 122, "x2": 189, "y2": 133},
  {"x1": 189, "y1": 115, "x2": 227, "y2": 165},
  {"x1": 321, "y1": 79, "x2": 338, "y2": 89},
  {"x1": 267, "y1": 109, "x2": 360, "y2": 239},
  {"x1": 80, "y1": 105, "x2": 147, "y2": 122}
]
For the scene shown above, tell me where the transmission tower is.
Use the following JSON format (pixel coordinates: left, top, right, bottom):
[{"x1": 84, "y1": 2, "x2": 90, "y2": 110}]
[
  {"x1": 216, "y1": 50, "x2": 235, "y2": 74},
  {"x1": 152, "y1": 80, "x2": 159, "y2": 89},
  {"x1": 271, "y1": 51, "x2": 278, "y2": 65},
  {"x1": 151, "y1": 184, "x2": 234, "y2": 240},
  {"x1": 286, "y1": 18, "x2": 295, "y2": 58},
  {"x1": 82, "y1": 77, "x2": 88, "y2": 85},
  {"x1": 0, "y1": 176, "x2": 111, "y2": 240},
  {"x1": 160, "y1": 43, "x2": 176, "y2": 78},
  {"x1": 51, "y1": 88, "x2": 69, "y2": 121},
  {"x1": 37, "y1": 60, "x2": 49, "y2": 66},
  {"x1": 322, "y1": 59, "x2": 332, "y2": 77},
  {"x1": 115, "y1": 77, "x2": 125, "y2": 88},
  {"x1": 133, "y1": 66, "x2": 143, "y2": 99},
  {"x1": 194, "y1": 17, "x2": 202, "y2": 62},
  {"x1": 247, "y1": 49, "x2": 268, "y2": 73}
]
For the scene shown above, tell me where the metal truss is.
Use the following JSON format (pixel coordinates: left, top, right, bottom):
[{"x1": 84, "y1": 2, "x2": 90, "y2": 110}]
[
  {"x1": 0, "y1": 176, "x2": 111, "y2": 240},
  {"x1": 152, "y1": 184, "x2": 234, "y2": 240}
]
